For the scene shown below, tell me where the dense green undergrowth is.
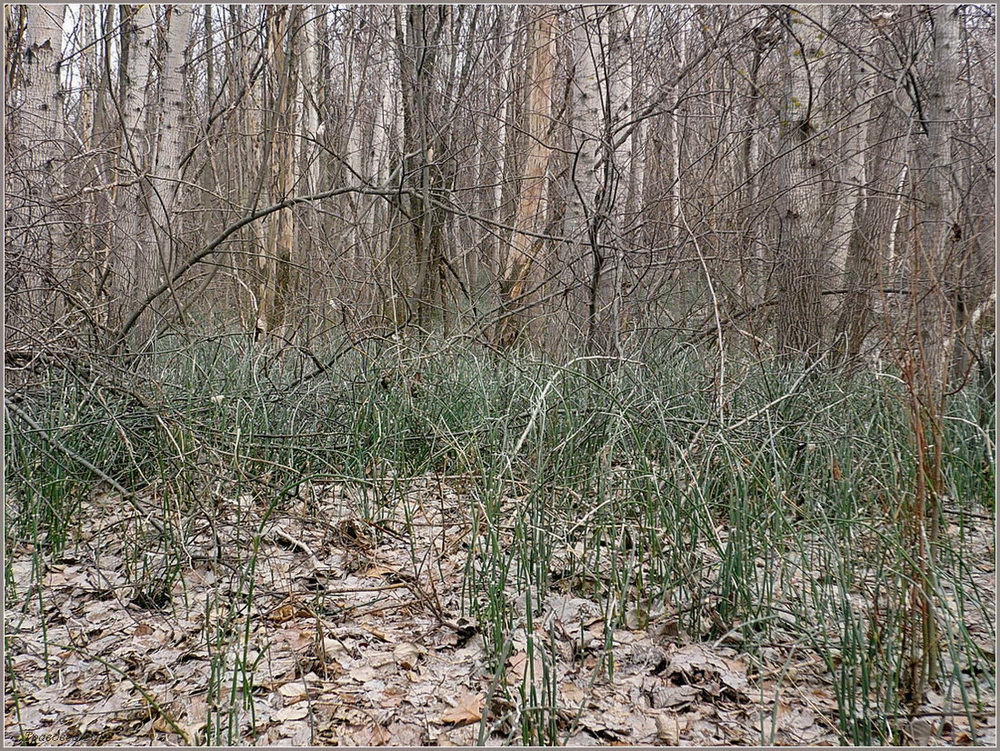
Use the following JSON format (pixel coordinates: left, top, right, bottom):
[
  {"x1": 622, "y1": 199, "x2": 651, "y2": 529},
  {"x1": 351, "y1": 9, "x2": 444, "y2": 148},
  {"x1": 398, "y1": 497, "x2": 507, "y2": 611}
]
[{"x1": 5, "y1": 335, "x2": 996, "y2": 744}]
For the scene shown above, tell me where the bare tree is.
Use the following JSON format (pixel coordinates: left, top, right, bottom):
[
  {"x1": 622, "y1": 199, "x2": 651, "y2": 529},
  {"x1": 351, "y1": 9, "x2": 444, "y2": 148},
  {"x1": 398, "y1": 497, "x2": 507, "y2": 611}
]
[
  {"x1": 567, "y1": 5, "x2": 608, "y2": 356},
  {"x1": 3, "y1": 3, "x2": 992, "y2": 370},
  {"x1": 833, "y1": 11, "x2": 909, "y2": 366}
]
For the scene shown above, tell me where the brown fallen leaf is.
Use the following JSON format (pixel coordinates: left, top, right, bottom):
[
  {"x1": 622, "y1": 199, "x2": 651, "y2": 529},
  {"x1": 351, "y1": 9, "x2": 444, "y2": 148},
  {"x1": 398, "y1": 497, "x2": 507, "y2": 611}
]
[
  {"x1": 650, "y1": 684, "x2": 699, "y2": 709},
  {"x1": 351, "y1": 723, "x2": 391, "y2": 745},
  {"x1": 268, "y1": 599, "x2": 314, "y2": 623},
  {"x1": 361, "y1": 623, "x2": 392, "y2": 642},
  {"x1": 273, "y1": 703, "x2": 310, "y2": 722},
  {"x1": 439, "y1": 693, "x2": 483, "y2": 726},
  {"x1": 654, "y1": 711, "x2": 681, "y2": 745},
  {"x1": 363, "y1": 563, "x2": 400, "y2": 578},
  {"x1": 272, "y1": 625, "x2": 313, "y2": 653},
  {"x1": 909, "y1": 718, "x2": 935, "y2": 745},
  {"x1": 953, "y1": 730, "x2": 974, "y2": 745},
  {"x1": 278, "y1": 680, "x2": 309, "y2": 699},
  {"x1": 152, "y1": 712, "x2": 192, "y2": 744},
  {"x1": 393, "y1": 641, "x2": 426, "y2": 670},
  {"x1": 506, "y1": 650, "x2": 544, "y2": 685},
  {"x1": 560, "y1": 682, "x2": 587, "y2": 707},
  {"x1": 664, "y1": 643, "x2": 749, "y2": 700}
]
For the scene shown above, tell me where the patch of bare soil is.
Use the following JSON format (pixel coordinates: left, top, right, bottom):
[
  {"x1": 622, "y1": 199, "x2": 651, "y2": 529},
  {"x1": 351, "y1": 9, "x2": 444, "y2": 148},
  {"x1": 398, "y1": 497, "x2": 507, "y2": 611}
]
[{"x1": 4, "y1": 475, "x2": 995, "y2": 746}]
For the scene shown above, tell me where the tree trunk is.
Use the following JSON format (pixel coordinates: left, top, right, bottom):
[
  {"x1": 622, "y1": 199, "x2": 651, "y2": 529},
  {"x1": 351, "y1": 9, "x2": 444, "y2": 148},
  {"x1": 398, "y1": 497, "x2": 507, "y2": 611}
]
[
  {"x1": 12, "y1": 4, "x2": 65, "y2": 329},
  {"x1": 736, "y1": 8, "x2": 769, "y2": 326},
  {"x1": 145, "y1": 5, "x2": 193, "y2": 292},
  {"x1": 498, "y1": 7, "x2": 555, "y2": 349},
  {"x1": 116, "y1": 4, "x2": 155, "y2": 337},
  {"x1": 774, "y1": 5, "x2": 828, "y2": 359},
  {"x1": 297, "y1": 4, "x2": 322, "y2": 306},
  {"x1": 667, "y1": 7, "x2": 686, "y2": 249},
  {"x1": 257, "y1": 5, "x2": 301, "y2": 337},
  {"x1": 899, "y1": 3, "x2": 962, "y2": 705},
  {"x1": 399, "y1": 5, "x2": 450, "y2": 329},
  {"x1": 487, "y1": 10, "x2": 518, "y2": 332},
  {"x1": 911, "y1": 4, "x2": 960, "y2": 395},
  {"x1": 607, "y1": 6, "x2": 634, "y2": 355},
  {"x1": 568, "y1": 5, "x2": 606, "y2": 356},
  {"x1": 834, "y1": 14, "x2": 906, "y2": 366}
]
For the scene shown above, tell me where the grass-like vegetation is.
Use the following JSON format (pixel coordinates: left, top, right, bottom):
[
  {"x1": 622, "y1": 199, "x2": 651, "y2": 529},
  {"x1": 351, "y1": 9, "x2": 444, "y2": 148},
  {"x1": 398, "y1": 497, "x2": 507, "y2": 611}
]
[{"x1": 5, "y1": 334, "x2": 995, "y2": 745}]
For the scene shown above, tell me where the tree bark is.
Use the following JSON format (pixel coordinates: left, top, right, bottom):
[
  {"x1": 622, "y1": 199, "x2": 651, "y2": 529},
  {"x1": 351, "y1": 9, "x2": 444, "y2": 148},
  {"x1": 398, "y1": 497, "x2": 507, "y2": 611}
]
[
  {"x1": 898, "y1": 4, "x2": 962, "y2": 704},
  {"x1": 257, "y1": 5, "x2": 302, "y2": 337},
  {"x1": 145, "y1": 5, "x2": 193, "y2": 287},
  {"x1": 398, "y1": 5, "x2": 450, "y2": 328},
  {"x1": 774, "y1": 5, "x2": 829, "y2": 359},
  {"x1": 498, "y1": 7, "x2": 556, "y2": 349},
  {"x1": 910, "y1": 4, "x2": 961, "y2": 394},
  {"x1": 12, "y1": 4, "x2": 65, "y2": 327},
  {"x1": 116, "y1": 4, "x2": 155, "y2": 328},
  {"x1": 834, "y1": 14, "x2": 906, "y2": 367},
  {"x1": 568, "y1": 5, "x2": 607, "y2": 356}
]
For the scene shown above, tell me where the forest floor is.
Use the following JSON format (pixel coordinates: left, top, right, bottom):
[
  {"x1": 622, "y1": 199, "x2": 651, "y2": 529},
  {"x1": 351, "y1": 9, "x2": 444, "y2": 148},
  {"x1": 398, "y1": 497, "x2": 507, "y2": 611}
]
[
  {"x1": 5, "y1": 342, "x2": 997, "y2": 746},
  {"x1": 5, "y1": 473, "x2": 995, "y2": 747}
]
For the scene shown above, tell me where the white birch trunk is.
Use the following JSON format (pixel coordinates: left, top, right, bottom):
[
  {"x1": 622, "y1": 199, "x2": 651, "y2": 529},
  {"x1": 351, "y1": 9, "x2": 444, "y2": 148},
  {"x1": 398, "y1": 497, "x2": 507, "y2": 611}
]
[
  {"x1": 608, "y1": 6, "x2": 635, "y2": 351},
  {"x1": 568, "y1": 5, "x2": 607, "y2": 354},
  {"x1": 668, "y1": 9, "x2": 686, "y2": 247},
  {"x1": 145, "y1": 5, "x2": 192, "y2": 285},
  {"x1": 17, "y1": 4, "x2": 65, "y2": 320},
  {"x1": 117, "y1": 4, "x2": 155, "y2": 316}
]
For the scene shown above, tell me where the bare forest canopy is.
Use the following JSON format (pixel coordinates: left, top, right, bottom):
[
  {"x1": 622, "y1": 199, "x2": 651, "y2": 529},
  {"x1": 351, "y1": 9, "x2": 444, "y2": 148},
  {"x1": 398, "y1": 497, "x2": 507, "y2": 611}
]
[{"x1": 3, "y1": 3, "x2": 995, "y2": 372}]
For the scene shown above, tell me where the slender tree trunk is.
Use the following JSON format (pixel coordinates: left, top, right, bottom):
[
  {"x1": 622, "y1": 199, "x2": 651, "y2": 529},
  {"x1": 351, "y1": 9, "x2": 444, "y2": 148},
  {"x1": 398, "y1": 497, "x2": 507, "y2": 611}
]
[
  {"x1": 14, "y1": 4, "x2": 65, "y2": 327},
  {"x1": 625, "y1": 5, "x2": 646, "y2": 221},
  {"x1": 899, "y1": 3, "x2": 962, "y2": 705},
  {"x1": 911, "y1": 4, "x2": 960, "y2": 393},
  {"x1": 204, "y1": 5, "x2": 214, "y2": 106},
  {"x1": 568, "y1": 5, "x2": 606, "y2": 356},
  {"x1": 344, "y1": 11, "x2": 366, "y2": 271},
  {"x1": 829, "y1": 55, "x2": 869, "y2": 289},
  {"x1": 116, "y1": 4, "x2": 155, "y2": 333},
  {"x1": 668, "y1": 7, "x2": 686, "y2": 248},
  {"x1": 257, "y1": 5, "x2": 302, "y2": 337},
  {"x1": 607, "y1": 6, "x2": 634, "y2": 354},
  {"x1": 144, "y1": 5, "x2": 193, "y2": 291},
  {"x1": 834, "y1": 16, "x2": 905, "y2": 366},
  {"x1": 297, "y1": 4, "x2": 322, "y2": 306},
  {"x1": 498, "y1": 7, "x2": 555, "y2": 349},
  {"x1": 371, "y1": 6, "x2": 400, "y2": 320},
  {"x1": 488, "y1": 10, "x2": 517, "y2": 332},
  {"x1": 399, "y1": 5, "x2": 449, "y2": 329},
  {"x1": 736, "y1": 9, "x2": 768, "y2": 325}
]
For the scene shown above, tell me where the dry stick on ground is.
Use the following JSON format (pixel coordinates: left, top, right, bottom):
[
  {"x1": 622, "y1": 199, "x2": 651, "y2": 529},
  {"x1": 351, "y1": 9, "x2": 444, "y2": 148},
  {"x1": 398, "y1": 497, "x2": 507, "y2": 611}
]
[{"x1": 270, "y1": 527, "x2": 324, "y2": 571}]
